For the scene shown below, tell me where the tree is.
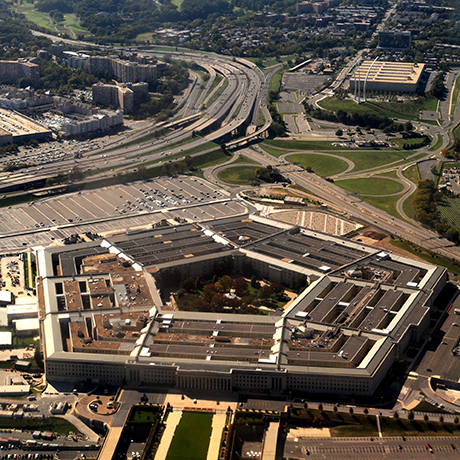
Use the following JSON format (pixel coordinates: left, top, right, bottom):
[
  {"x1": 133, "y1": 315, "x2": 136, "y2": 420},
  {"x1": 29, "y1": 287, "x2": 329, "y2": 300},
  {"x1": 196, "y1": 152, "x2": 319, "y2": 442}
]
[
  {"x1": 439, "y1": 415, "x2": 444, "y2": 423},
  {"x1": 45, "y1": 178, "x2": 55, "y2": 187},
  {"x1": 440, "y1": 148, "x2": 450, "y2": 157},
  {"x1": 304, "y1": 401, "x2": 308, "y2": 410},
  {"x1": 363, "y1": 408, "x2": 369, "y2": 416},
  {"x1": 454, "y1": 416, "x2": 459, "y2": 424},
  {"x1": 232, "y1": 278, "x2": 248, "y2": 297},
  {"x1": 408, "y1": 411, "x2": 414, "y2": 421},
  {"x1": 335, "y1": 128, "x2": 343, "y2": 136},
  {"x1": 349, "y1": 407, "x2": 354, "y2": 415},
  {"x1": 424, "y1": 414, "x2": 429, "y2": 422},
  {"x1": 318, "y1": 403, "x2": 323, "y2": 411},
  {"x1": 333, "y1": 405, "x2": 338, "y2": 414},
  {"x1": 34, "y1": 347, "x2": 43, "y2": 370},
  {"x1": 393, "y1": 411, "x2": 399, "y2": 419}
]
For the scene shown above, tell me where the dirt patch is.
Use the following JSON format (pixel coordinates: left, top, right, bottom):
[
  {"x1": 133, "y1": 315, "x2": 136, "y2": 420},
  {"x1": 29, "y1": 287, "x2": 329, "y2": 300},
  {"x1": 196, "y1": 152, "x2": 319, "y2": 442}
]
[
  {"x1": 352, "y1": 233, "x2": 425, "y2": 262},
  {"x1": 376, "y1": 237, "x2": 425, "y2": 262},
  {"x1": 287, "y1": 427, "x2": 331, "y2": 438},
  {"x1": 360, "y1": 229, "x2": 387, "y2": 240}
]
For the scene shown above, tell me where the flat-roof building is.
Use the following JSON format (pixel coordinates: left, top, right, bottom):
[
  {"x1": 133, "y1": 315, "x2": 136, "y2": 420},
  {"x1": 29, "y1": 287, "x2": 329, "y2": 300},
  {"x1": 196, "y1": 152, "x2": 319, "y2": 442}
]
[
  {"x1": 352, "y1": 60, "x2": 425, "y2": 93},
  {"x1": 37, "y1": 215, "x2": 447, "y2": 398},
  {"x1": 378, "y1": 30, "x2": 411, "y2": 49}
]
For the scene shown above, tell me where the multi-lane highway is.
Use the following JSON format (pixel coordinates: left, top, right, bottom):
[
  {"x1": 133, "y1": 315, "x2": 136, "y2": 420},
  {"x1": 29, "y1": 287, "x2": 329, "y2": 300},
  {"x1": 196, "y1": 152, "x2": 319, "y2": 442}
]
[{"x1": 16, "y1": 29, "x2": 460, "y2": 266}]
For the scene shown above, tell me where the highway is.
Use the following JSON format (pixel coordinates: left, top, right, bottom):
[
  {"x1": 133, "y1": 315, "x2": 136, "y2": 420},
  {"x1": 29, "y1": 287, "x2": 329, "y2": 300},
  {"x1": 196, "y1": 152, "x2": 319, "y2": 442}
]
[{"x1": 17, "y1": 29, "x2": 460, "y2": 265}]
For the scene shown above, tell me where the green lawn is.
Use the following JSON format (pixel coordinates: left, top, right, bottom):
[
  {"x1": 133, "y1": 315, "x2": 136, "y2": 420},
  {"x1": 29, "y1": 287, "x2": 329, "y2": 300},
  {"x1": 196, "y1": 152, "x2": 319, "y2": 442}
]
[
  {"x1": 402, "y1": 194, "x2": 416, "y2": 220},
  {"x1": 392, "y1": 137, "x2": 430, "y2": 149},
  {"x1": 166, "y1": 412, "x2": 213, "y2": 460},
  {"x1": 360, "y1": 194, "x2": 404, "y2": 220},
  {"x1": 192, "y1": 149, "x2": 230, "y2": 169},
  {"x1": 206, "y1": 78, "x2": 229, "y2": 107},
  {"x1": 218, "y1": 165, "x2": 259, "y2": 184},
  {"x1": 451, "y1": 74, "x2": 460, "y2": 116},
  {"x1": 402, "y1": 164, "x2": 420, "y2": 184},
  {"x1": 337, "y1": 150, "x2": 409, "y2": 172},
  {"x1": 13, "y1": 3, "x2": 88, "y2": 36},
  {"x1": 335, "y1": 177, "x2": 405, "y2": 195},
  {"x1": 233, "y1": 155, "x2": 261, "y2": 165},
  {"x1": 0, "y1": 417, "x2": 81, "y2": 435},
  {"x1": 285, "y1": 153, "x2": 349, "y2": 176},
  {"x1": 263, "y1": 139, "x2": 343, "y2": 152},
  {"x1": 318, "y1": 96, "x2": 438, "y2": 121},
  {"x1": 429, "y1": 133, "x2": 444, "y2": 152}
]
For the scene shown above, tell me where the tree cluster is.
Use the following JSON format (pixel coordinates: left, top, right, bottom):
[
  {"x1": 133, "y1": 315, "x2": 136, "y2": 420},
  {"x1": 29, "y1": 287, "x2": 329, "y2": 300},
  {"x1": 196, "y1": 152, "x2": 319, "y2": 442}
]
[
  {"x1": 251, "y1": 165, "x2": 283, "y2": 184},
  {"x1": 176, "y1": 275, "x2": 286, "y2": 314},
  {"x1": 430, "y1": 72, "x2": 446, "y2": 100},
  {"x1": 412, "y1": 179, "x2": 459, "y2": 242},
  {"x1": 303, "y1": 103, "x2": 396, "y2": 131}
]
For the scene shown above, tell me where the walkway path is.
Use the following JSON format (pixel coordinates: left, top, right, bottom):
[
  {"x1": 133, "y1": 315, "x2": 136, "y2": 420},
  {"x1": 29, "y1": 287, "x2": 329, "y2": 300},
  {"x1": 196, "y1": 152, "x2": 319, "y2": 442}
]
[
  {"x1": 154, "y1": 410, "x2": 182, "y2": 460},
  {"x1": 206, "y1": 413, "x2": 227, "y2": 460}
]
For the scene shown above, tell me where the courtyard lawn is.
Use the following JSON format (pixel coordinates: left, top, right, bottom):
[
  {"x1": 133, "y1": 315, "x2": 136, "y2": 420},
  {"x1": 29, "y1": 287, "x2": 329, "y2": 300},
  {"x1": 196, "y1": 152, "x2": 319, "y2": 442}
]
[
  {"x1": 335, "y1": 177, "x2": 405, "y2": 195},
  {"x1": 166, "y1": 412, "x2": 213, "y2": 460},
  {"x1": 285, "y1": 153, "x2": 349, "y2": 176}
]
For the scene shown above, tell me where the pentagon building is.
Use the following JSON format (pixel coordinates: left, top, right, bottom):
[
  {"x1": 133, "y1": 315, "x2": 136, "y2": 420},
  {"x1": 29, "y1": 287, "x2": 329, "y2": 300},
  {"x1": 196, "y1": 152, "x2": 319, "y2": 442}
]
[{"x1": 37, "y1": 214, "x2": 446, "y2": 397}]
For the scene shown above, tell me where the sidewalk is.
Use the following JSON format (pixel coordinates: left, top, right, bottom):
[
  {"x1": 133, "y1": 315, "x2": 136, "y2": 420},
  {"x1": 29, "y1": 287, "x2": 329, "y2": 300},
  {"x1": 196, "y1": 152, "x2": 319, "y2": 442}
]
[
  {"x1": 206, "y1": 413, "x2": 226, "y2": 460},
  {"x1": 154, "y1": 410, "x2": 182, "y2": 460},
  {"x1": 57, "y1": 413, "x2": 100, "y2": 443}
]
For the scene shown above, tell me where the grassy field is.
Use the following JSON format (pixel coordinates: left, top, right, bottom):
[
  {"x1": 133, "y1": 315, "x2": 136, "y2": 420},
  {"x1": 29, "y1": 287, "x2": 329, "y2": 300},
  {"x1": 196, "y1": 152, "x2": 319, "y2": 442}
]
[
  {"x1": 263, "y1": 139, "x2": 343, "y2": 152},
  {"x1": 218, "y1": 165, "x2": 259, "y2": 184},
  {"x1": 0, "y1": 417, "x2": 81, "y2": 435},
  {"x1": 233, "y1": 155, "x2": 261, "y2": 165},
  {"x1": 335, "y1": 177, "x2": 404, "y2": 195},
  {"x1": 451, "y1": 74, "x2": 460, "y2": 116},
  {"x1": 13, "y1": 3, "x2": 88, "y2": 37},
  {"x1": 318, "y1": 96, "x2": 438, "y2": 121},
  {"x1": 270, "y1": 69, "x2": 284, "y2": 94},
  {"x1": 402, "y1": 164, "x2": 420, "y2": 184},
  {"x1": 361, "y1": 194, "x2": 404, "y2": 220},
  {"x1": 285, "y1": 153, "x2": 349, "y2": 176},
  {"x1": 392, "y1": 137, "x2": 430, "y2": 149},
  {"x1": 390, "y1": 239, "x2": 460, "y2": 275},
  {"x1": 166, "y1": 412, "x2": 213, "y2": 460},
  {"x1": 192, "y1": 150, "x2": 230, "y2": 170},
  {"x1": 337, "y1": 150, "x2": 409, "y2": 172},
  {"x1": 429, "y1": 133, "x2": 444, "y2": 152},
  {"x1": 206, "y1": 78, "x2": 229, "y2": 107}
]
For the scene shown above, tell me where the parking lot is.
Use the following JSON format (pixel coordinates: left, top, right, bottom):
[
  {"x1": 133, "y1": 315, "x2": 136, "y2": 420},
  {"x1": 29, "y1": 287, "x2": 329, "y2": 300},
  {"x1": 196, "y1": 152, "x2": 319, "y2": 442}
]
[{"x1": 0, "y1": 177, "x2": 248, "y2": 252}]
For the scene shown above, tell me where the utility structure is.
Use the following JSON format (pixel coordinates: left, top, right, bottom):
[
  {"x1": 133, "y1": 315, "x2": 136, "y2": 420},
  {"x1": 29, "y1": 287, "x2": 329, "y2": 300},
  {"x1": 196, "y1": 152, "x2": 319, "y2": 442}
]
[
  {"x1": 362, "y1": 56, "x2": 379, "y2": 103},
  {"x1": 353, "y1": 57, "x2": 379, "y2": 103}
]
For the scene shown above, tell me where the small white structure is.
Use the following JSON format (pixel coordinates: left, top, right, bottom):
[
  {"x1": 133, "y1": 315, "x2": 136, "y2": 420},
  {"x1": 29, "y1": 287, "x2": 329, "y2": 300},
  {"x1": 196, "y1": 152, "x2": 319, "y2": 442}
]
[
  {"x1": 0, "y1": 291, "x2": 12, "y2": 306},
  {"x1": 14, "y1": 318, "x2": 39, "y2": 336}
]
